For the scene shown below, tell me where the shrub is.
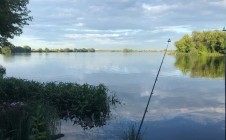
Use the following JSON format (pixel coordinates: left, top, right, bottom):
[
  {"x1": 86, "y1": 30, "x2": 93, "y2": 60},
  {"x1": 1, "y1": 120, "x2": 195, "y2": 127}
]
[{"x1": 0, "y1": 77, "x2": 118, "y2": 129}]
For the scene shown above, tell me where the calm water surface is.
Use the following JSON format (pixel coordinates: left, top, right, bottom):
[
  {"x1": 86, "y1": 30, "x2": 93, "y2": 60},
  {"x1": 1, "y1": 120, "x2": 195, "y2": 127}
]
[{"x1": 0, "y1": 52, "x2": 225, "y2": 140}]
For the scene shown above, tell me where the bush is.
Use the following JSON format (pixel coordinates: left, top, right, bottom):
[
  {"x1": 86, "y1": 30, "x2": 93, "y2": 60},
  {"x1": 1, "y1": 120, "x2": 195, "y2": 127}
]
[
  {"x1": 0, "y1": 77, "x2": 119, "y2": 139},
  {"x1": 0, "y1": 77, "x2": 119, "y2": 129}
]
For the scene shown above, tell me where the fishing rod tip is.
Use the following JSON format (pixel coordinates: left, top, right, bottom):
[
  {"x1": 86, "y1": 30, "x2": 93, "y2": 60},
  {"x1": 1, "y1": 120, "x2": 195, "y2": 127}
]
[{"x1": 223, "y1": 27, "x2": 226, "y2": 31}]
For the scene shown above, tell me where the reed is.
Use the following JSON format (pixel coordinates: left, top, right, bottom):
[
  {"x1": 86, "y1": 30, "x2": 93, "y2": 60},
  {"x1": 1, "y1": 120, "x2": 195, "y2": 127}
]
[{"x1": 122, "y1": 125, "x2": 142, "y2": 140}]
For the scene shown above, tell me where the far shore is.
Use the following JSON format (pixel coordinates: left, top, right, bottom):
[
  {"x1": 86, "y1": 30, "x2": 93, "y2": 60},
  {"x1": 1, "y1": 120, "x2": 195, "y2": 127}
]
[
  {"x1": 95, "y1": 49, "x2": 176, "y2": 52},
  {"x1": 29, "y1": 49, "x2": 176, "y2": 53}
]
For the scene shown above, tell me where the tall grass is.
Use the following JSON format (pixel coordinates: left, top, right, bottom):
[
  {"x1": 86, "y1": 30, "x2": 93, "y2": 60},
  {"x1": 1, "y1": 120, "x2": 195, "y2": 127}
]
[
  {"x1": 0, "y1": 102, "x2": 59, "y2": 140},
  {"x1": 122, "y1": 125, "x2": 142, "y2": 140}
]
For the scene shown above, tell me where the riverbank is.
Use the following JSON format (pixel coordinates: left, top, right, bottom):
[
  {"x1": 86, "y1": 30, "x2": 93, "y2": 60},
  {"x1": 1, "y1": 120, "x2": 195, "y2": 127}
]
[
  {"x1": 96, "y1": 49, "x2": 176, "y2": 53},
  {"x1": 169, "y1": 52, "x2": 224, "y2": 56}
]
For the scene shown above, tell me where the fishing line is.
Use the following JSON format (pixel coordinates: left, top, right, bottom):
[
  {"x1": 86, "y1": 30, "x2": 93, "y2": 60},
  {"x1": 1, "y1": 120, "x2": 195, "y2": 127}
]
[{"x1": 135, "y1": 38, "x2": 171, "y2": 140}]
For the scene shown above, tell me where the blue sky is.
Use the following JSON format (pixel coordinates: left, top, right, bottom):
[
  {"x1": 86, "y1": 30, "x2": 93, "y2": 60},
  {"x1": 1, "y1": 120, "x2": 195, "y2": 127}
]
[{"x1": 11, "y1": 0, "x2": 226, "y2": 50}]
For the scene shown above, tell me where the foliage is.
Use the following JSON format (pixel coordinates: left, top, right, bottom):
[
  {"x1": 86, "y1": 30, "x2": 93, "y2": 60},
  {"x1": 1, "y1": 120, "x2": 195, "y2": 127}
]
[
  {"x1": 29, "y1": 103, "x2": 59, "y2": 140},
  {"x1": 1, "y1": 47, "x2": 12, "y2": 54},
  {"x1": 0, "y1": 102, "x2": 59, "y2": 140},
  {"x1": 0, "y1": 76, "x2": 119, "y2": 139},
  {"x1": 174, "y1": 54, "x2": 224, "y2": 78},
  {"x1": 0, "y1": 103, "x2": 30, "y2": 140},
  {"x1": 0, "y1": 77, "x2": 118, "y2": 129},
  {"x1": 0, "y1": 65, "x2": 6, "y2": 78},
  {"x1": 123, "y1": 48, "x2": 134, "y2": 53},
  {"x1": 0, "y1": 0, "x2": 32, "y2": 46},
  {"x1": 175, "y1": 30, "x2": 226, "y2": 54},
  {"x1": 12, "y1": 46, "x2": 31, "y2": 53},
  {"x1": 0, "y1": 45, "x2": 31, "y2": 54},
  {"x1": 32, "y1": 48, "x2": 96, "y2": 53},
  {"x1": 45, "y1": 48, "x2": 50, "y2": 52},
  {"x1": 122, "y1": 125, "x2": 142, "y2": 140}
]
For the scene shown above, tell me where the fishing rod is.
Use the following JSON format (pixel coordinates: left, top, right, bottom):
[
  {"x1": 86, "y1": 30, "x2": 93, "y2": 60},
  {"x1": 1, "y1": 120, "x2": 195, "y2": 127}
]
[{"x1": 135, "y1": 38, "x2": 171, "y2": 140}]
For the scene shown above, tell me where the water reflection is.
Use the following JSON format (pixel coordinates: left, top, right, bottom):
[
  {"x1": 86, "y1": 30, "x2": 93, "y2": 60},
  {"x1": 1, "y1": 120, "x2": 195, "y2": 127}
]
[
  {"x1": 0, "y1": 53, "x2": 224, "y2": 140},
  {"x1": 174, "y1": 54, "x2": 224, "y2": 78},
  {"x1": 1, "y1": 53, "x2": 31, "y2": 63}
]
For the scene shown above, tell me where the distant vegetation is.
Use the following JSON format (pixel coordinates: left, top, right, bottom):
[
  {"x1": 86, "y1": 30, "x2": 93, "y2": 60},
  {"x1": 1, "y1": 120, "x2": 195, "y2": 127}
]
[
  {"x1": 122, "y1": 48, "x2": 174, "y2": 53},
  {"x1": 0, "y1": 46, "x2": 95, "y2": 54},
  {"x1": 123, "y1": 48, "x2": 134, "y2": 53},
  {"x1": 0, "y1": 45, "x2": 31, "y2": 54},
  {"x1": 174, "y1": 54, "x2": 224, "y2": 78},
  {"x1": 32, "y1": 48, "x2": 95, "y2": 53},
  {"x1": 0, "y1": 46, "x2": 177, "y2": 54},
  {"x1": 175, "y1": 30, "x2": 226, "y2": 54}
]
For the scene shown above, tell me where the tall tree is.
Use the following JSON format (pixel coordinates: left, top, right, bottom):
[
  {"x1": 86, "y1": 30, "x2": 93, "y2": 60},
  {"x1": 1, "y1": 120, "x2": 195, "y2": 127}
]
[{"x1": 0, "y1": 0, "x2": 32, "y2": 46}]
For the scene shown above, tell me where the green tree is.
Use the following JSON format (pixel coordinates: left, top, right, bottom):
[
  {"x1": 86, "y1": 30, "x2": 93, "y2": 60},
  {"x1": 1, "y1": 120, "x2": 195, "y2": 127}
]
[
  {"x1": 45, "y1": 48, "x2": 49, "y2": 52},
  {"x1": 0, "y1": 0, "x2": 32, "y2": 46},
  {"x1": 175, "y1": 30, "x2": 226, "y2": 54},
  {"x1": 23, "y1": 45, "x2": 31, "y2": 53},
  {"x1": 38, "y1": 48, "x2": 43, "y2": 53},
  {"x1": 123, "y1": 48, "x2": 133, "y2": 53},
  {"x1": 1, "y1": 47, "x2": 12, "y2": 54},
  {"x1": 175, "y1": 35, "x2": 194, "y2": 53}
]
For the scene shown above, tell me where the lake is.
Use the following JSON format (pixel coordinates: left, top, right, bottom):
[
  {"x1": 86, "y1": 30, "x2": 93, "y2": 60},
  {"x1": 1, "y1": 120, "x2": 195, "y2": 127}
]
[{"x1": 0, "y1": 52, "x2": 225, "y2": 140}]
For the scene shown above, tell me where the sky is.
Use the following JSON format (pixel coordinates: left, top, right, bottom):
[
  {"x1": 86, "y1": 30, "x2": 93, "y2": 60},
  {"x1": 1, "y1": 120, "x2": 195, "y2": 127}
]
[{"x1": 11, "y1": 0, "x2": 226, "y2": 50}]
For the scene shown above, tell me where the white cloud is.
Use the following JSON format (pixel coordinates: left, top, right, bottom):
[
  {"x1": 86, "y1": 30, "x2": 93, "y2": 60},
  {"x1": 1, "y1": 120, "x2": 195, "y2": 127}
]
[
  {"x1": 49, "y1": 7, "x2": 76, "y2": 18},
  {"x1": 142, "y1": 3, "x2": 177, "y2": 13},
  {"x1": 73, "y1": 23, "x2": 84, "y2": 27},
  {"x1": 11, "y1": 35, "x2": 76, "y2": 49},
  {"x1": 152, "y1": 25, "x2": 192, "y2": 34},
  {"x1": 64, "y1": 29, "x2": 142, "y2": 33},
  {"x1": 209, "y1": 0, "x2": 226, "y2": 7},
  {"x1": 93, "y1": 38, "x2": 129, "y2": 45},
  {"x1": 64, "y1": 33, "x2": 122, "y2": 39},
  {"x1": 145, "y1": 39, "x2": 157, "y2": 43}
]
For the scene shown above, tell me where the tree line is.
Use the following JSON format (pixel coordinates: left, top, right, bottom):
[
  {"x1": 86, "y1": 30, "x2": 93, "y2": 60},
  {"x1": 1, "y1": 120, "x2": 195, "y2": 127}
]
[
  {"x1": 0, "y1": 46, "x2": 96, "y2": 54},
  {"x1": 32, "y1": 48, "x2": 95, "y2": 53},
  {"x1": 0, "y1": 45, "x2": 31, "y2": 54},
  {"x1": 175, "y1": 30, "x2": 226, "y2": 54}
]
